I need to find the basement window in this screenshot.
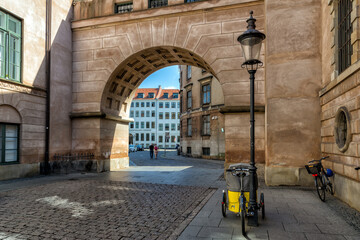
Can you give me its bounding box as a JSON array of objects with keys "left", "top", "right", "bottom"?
[{"left": 115, "top": 2, "right": 133, "bottom": 14}]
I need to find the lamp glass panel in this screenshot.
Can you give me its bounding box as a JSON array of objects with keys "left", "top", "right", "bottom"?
[{"left": 240, "top": 36, "right": 263, "bottom": 62}]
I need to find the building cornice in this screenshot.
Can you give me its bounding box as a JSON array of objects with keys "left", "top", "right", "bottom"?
[{"left": 219, "top": 106, "right": 265, "bottom": 114}]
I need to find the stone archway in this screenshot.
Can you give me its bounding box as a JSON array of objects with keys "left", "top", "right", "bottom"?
[{"left": 70, "top": 2, "right": 265, "bottom": 171}]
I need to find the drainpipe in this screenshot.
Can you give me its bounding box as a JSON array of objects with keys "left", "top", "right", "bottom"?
[{"left": 44, "top": 0, "right": 52, "bottom": 174}]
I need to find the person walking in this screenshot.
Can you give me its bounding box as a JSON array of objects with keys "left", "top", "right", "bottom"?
[
  {"left": 154, "top": 144, "right": 158, "bottom": 159},
  {"left": 149, "top": 143, "right": 154, "bottom": 159}
]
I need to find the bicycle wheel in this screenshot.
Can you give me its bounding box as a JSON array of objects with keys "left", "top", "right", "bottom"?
[
  {"left": 325, "top": 176, "right": 334, "bottom": 195},
  {"left": 240, "top": 195, "right": 246, "bottom": 236},
  {"left": 260, "top": 193, "right": 265, "bottom": 220},
  {"left": 315, "top": 176, "right": 326, "bottom": 202},
  {"left": 222, "top": 191, "right": 227, "bottom": 217}
]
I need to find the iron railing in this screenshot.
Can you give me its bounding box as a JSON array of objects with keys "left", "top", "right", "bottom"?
[
  {"left": 115, "top": 2, "right": 133, "bottom": 13},
  {"left": 338, "top": 0, "right": 352, "bottom": 74},
  {"left": 149, "top": 0, "right": 168, "bottom": 8}
]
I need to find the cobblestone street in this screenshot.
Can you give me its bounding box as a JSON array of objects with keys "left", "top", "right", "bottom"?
[
  {"left": 0, "top": 151, "right": 359, "bottom": 240},
  {"left": 0, "top": 179, "right": 213, "bottom": 240}
]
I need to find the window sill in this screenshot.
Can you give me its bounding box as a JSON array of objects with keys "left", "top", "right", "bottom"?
[
  {"left": 0, "top": 161, "right": 20, "bottom": 165},
  {"left": 319, "top": 59, "right": 360, "bottom": 97}
]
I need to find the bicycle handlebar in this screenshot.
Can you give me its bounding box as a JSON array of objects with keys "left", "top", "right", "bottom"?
[
  {"left": 309, "top": 156, "right": 329, "bottom": 163},
  {"left": 226, "top": 168, "right": 250, "bottom": 172}
]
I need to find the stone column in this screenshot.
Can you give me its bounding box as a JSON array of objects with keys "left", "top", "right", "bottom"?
[{"left": 265, "top": 0, "right": 322, "bottom": 185}]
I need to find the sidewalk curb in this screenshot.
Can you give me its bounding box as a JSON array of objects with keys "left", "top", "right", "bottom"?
[{"left": 168, "top": 188, "right": 217, "bottom": 240}]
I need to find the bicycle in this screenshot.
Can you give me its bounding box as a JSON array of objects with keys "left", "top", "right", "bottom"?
[
  {"left": 222, "top": 164, "right": 264, "bottom": 236},
  {"left": 305, "top": 156, "right": 334, "bottom": 202}
]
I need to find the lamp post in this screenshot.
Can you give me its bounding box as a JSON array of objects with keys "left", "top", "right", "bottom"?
[{"left": 237, "top": 10, "right": 265, "bottom": 227}]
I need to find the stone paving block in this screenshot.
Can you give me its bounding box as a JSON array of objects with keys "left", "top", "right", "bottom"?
[
  {"left": 344, "top": 235, "right": 360, "bottom": 240},
  {"left": 266, "top": 213, "right": 298, "bottom": 224},
  {"left": 268, "top": 229, "right": 307, "bottom": 240},
  {"left": 283, "top": 223, "right": 321, "bottom": 233},
  {"left": 316, "top": 223, "right": 360, "bottom": 235},
  {"left": 305, "top": 233, "right": 347, "bottom": 240},
  {"left": 294, "top": 213, "right": 330, "bottom": 224},
  {"left": 197, "top": 227, "right": 233, "bottom": 238},
  {"left": 179, "top": 225, "right": 202, "bottom": 237},
  {"left": 189, "top": 217, "right": 222, "bottom": 227},
  {"left": 233, "top": 228, "right": 268, "bottom": 240}
]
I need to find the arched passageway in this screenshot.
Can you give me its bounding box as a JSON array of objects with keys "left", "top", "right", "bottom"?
[{"left": 70, "top": 2, "right": 265, "bottom": 171}]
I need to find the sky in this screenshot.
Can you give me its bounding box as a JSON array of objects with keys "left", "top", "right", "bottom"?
[{"left": 139, "top": 65, "right": 180, "bottom": 89}]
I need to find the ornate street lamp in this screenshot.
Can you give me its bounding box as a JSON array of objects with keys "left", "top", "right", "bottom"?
[{"left": 237, "top": 10, "right": 265, "bottom": 227}]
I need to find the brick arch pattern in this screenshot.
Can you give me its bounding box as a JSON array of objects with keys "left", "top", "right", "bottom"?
[{"left": 101, "top": 46, "right": 214, "bottom": 117}]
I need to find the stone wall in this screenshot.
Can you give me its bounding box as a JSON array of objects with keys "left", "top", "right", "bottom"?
[{"left": 264, "top": 0, "right": 322, "bottom": 186}]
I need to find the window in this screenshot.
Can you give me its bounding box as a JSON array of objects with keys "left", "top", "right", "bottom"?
[
  {"left": 141, "top": 102, "right": 145, "bottom": 107},
  {"left": 187, "top": 147, "right": 191, "bottom": 154},
  {"left": 159, "top": 136, "right": 163, "bottom": 142},
  {"left": 141, "top": 133, "right": 144, "bottom": 141},
  {"left": 146, "top": 111, "right": 150, "bottom": 117},
  {"left": 187, "top": 65, "right": 191, "bottom": 79},
  {"left": 187, "top": 90, "right": 192, "bottom": 109},
  {"left": 171, "top": 124, "right": 176, "bottom": 131},
  {"left": 159, "top": 112, "right": 163, "bottom": 119},
  {"left": 171, "top": 112, "right": 176, "bottom": 119},
  {"left": 151, "top": 111, "right": 155, "bottom": 117},
  {"left": 180, "top": 94, "right": 183, "bottom": 113},
  {"left": 135, "top": 122, "right": 139, "bottom": 129},
  {"left": 0, "top": 124, "right": 19, "bottom": 163},
  {"left": 178, "top": 113, "right": 180, "bottom": 119},
  {"left": 135, "top": 111, "right": 139, "bottom": 117},
  {"left": 163, "top": 93, "right": 169, "bottom": 99},
  {"left": 159, "top": 124, "right": 163, "bottom": 131},
  {"left": 136, "top": 133, "right": 139, "bottom": 141},
  {"left": 165, "top": 102, "right": 170, "bottom": 108},
  {"left": 131, "top": 102, "right": 134, "bottom": 107},
  {"left": 173, "top": 93, "right": 178, "bottom": 98},
  {"left": 0, "top": 11, "right": 21, "bottom": 82},
  {"left": 130, "top": 123, "right": 134, "bottom": 129},
  {"left": 141, "top": 111, "right": 144, "bottom": 117},
  {"left": 148, "top": 93, "right": 154, "bottom": 98},
  {"left": 141, "top": 122, "right": 144, "bottom": 129},
  {"left": 165, "top": 124, "right": 169, "bottom": 131},
  {"left": 149, "top": 0, "right": 168, "bottom": 8},
  {"left": 178, "top": 102, "right": 180, "bottom": 108},
  {"left": 334, "top": 107, "right": 351, "bottom": 152},
  {"left": 171, "top": 136, "right": 176, "bottom": 143},
  {"left": 338, "top": 0, "right": 352, "bottom": 74},
  {"left": 136, "top": 102, "right": 139, "bottom": 107},
  {"left": 202, "top": 84, "right": 211, "bottom": 105},
  {"left": 146, "top": 133, "right": 150, "bottom": 141},
  {"left": 151, "top": 133, "right": 155, "bottom": 141},
  {"left": 115, "top": 2, "right": 133, "bottom": 13},
  {"left": 151, "top": 122, "right": 155, "bottom": 128},
  {"left": 151, "top": 102, "right": 155, "bottom": 107},
  {"left": 171, "top": 102, "right": 176, "bottom": 108},
  {"left": 159, "top": 102, "right": 164, "bottom": 108},
  {"left": 202, "top": 147, "right": 210, "bottom": 156},
  {"left": 177, "top": 124, "right": 180, "bottom": 131},
  {"left": 130, "top": 111, "right": 134, "bottom": 117},
  {"left": 146, "top": 102, "right": 150, "bottom": 107},
  {"left": 202, "top": 115, "right": 210, "bottom": 135},
  {"left": 146, "top": 122, "right": 150, "bottom": 129},
  {"left": 165, "top": 112, "right": 169, "bottom": 119},
  {"left": 187, "top": 118, "right": 192, "bottom": 136},
  {"left": 177, "top": 136, "right": 180, "bottom": 142},
  {"left": 138, "top": 93, "right": 144, "bottom": 98}
]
